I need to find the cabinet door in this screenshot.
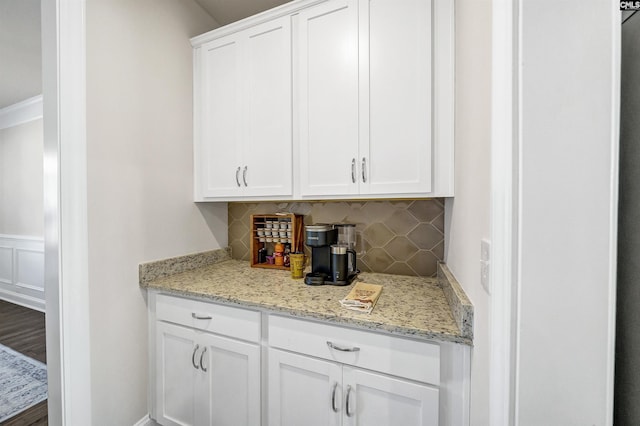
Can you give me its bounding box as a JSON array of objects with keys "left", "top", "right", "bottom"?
[
  {"left": 268, "top": 348, "right": 342, "bottom": 426},
  {"left": 156, "top": 322, "right": 199, "bottom": 426},
  {"left": 342, "top": 367, "right": 439, "bottom": 426},
  {"left": 197, "top": 334, "right": 261, "bottom": 426},
  {"left": 199, "top": 34, "right": 243, "bottom": 198},
  {"left": 359, "top": 0, "right": 432, "bottom": 195},
  {"left": 242, "top": 17, "right": 293, "bottom": 197},
  {"left": 297, "top": 0, "right": 359, "bottom": 197}
]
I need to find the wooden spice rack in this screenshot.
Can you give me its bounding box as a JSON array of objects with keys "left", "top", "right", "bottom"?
[{"left": 250, "top": 213, "right": 304, "bottom": 270}]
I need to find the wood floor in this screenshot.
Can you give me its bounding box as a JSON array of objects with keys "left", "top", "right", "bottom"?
[{"left": 0, "top": 300, "right": 47, "bottom": 426}]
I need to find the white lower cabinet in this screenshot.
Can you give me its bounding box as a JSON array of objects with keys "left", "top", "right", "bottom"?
[
  {"left": 267, "top": 315, "right": 440, "bottom": 426},
  {"left": 268, "top": 348, "right": 438, "bottom": 426},
  {"left": 153, "top": 295, "right": 261, "bottom": 426},
  {"left": 150, "top": 293, "right": 464, "bottom": 426}
]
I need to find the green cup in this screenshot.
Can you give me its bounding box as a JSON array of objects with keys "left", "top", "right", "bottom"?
[{"left": 289, "top": 253, "right": 306, "bottom": 279}]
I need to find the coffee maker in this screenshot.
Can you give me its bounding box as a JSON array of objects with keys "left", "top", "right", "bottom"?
[{"left": 304, "top": 224, "right": 358, "bottom": 286}]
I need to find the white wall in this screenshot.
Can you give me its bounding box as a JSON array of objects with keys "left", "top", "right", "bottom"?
[
  {"left": 85, "top": 1, "right": 224, "bottom": 423},
  {"left": 0, "top": 119, "right": 43, "bottom": 237},
  {"left": 444, "top": 0, "right": 492, "bottom": 425},
  {"left": 516, "top": 2, "right": 618, "bottom": 425}
]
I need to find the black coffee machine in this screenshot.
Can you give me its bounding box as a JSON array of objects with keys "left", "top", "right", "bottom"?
[{"left": 304, "top": 224, "right": 358, "bottom": 286}]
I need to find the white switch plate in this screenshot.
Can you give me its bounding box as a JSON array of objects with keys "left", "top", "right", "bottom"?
[{"left": 480, "top": 239, "right": 491, "bottom": 294}]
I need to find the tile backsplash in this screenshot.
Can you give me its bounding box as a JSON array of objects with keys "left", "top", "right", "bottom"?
[{"left": 228, "top": 199, "right": 445, "bottom": 277}]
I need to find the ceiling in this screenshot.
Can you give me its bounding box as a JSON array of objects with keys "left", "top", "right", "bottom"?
[
  {"left": 0, "top": 0, "right": 291, "bottom": 110},
  {"left": 194, "top": 0, "right": 292, "bottom": 26}
]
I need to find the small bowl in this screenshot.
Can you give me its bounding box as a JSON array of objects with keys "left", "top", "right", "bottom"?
[
  {"left": 279, "top": 231, "right": 287, "bottom": 237},
  {"left": 266, "top": 237, "right": 273, "bottom": 242},
  {"left": 259, "top": 237, "right": 265, "bottom": 242},
  {"left": 257, "top": 230, "right": 265, "bottom": 236}
]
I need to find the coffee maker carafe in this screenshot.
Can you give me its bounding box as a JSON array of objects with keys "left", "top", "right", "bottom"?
[{"left": 304, "top": 224, "right": 358, "bottom": 286}]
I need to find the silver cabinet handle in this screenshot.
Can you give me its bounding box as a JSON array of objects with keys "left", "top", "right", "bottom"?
[
  {"left": 345, "top": 385, "right": 353, "bottom": 417},
  {"left": 199, "top": 347, "right": 207, "bottom": 372},
  {"left": 235, "top": 166, "right": 241, "bottom": 187},
  {"left": 242, "top": 165, "right": 248, "bottom": 187},
  {"left": 331, "top": 382, "right": 339, "bottom": 412},
  {"left": 192, "top": 344, "right": 200, "bottom": 370},
  {"left": 191, "top": 313, "right": 212, "bottom": 320},
  {"left": 351, "top": 158, "right": 356, "bottom": 183},
  {"left": 326, "top": 341, "right": 360, "bottom": 352},
  {"left": 361, "top": 157, "right": 367, "bottom": 183}
]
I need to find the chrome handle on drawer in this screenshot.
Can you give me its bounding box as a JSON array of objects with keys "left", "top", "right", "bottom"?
[
  {"left": 242, "top": 165, "right": 248, "bottom": 187},
  {"left": 191, "top": 313, "right": 212, "bottom": 320},
  {"left": 331, "top": 382, "right": 338, "bottom": 412},
  {"left": 345, "top": 385, "right": 353, "bottom": 417},
  {"left": 192, "top": 344, "right": 200, "bottom": 370},
  {"left": 199, "top": 347, "right": 208, "bottom": 372},
  {"left": 327, "top": 341, "right": 360, "bottom": 352}
]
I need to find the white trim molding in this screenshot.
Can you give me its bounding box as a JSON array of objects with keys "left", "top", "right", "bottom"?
[
  {"left": 0, "top": 234, "right": 45, "bottom": 312},
  {"left": 133, "top": 414, "right": 158, "bottom": 426},
  {"left": 42, "top": 0, "right": 92, "bottom": 424},
  {"left": 0, "top": 95, "right": 43, "bottom": 130},
  {"left": 490, "top": 0, "right": 519, "bottom": 425},
  {"left": 606, "top": 4, "right": 621, "bottom": 422}
]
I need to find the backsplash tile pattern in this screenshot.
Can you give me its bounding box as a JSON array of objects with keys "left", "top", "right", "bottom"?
[{"left": 228, "top": 199, "right": 445, "bottom": 277}]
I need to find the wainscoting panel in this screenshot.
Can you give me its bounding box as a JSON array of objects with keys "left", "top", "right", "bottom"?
[
  {"left": 0, "top": 247, "right": 12, "bottom": 284},
  {"left": 0, "top": 235, "right": 45, "bottom": 312}
]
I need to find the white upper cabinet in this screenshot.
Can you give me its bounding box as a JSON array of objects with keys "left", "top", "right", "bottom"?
[
  {"left": 298, "top": 0, "right": 439, "bottom": 198},
  {"left": 360, "top": 0, "right": 432, "bottom": 195},
  {"left": 192, "top": 0, "right": 453, "bottom": 201},
  {"left": 198, "top": 34, "right": 243, "bottom": 198},
  {"left": 297, "top": 0, "right": 360, "bottom": 197},
  {"left": 195, "top": 16, "right": 292, "bottom": 200}
]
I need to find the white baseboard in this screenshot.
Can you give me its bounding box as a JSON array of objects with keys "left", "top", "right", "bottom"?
[
  {"left": 0, "top": 234, "right": 45, "bottom": 311},
  {"left": 133, "top": 414, "right": 158, "bottom": 426}
]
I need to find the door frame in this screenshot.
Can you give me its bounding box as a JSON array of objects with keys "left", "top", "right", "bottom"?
[{"left": 42, "top": 0, "right": 92, "bottom": 424}]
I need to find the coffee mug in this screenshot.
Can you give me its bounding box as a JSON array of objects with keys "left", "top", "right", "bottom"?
[{"left": 289, "top": 253, "right": 306, "bottom": 279}]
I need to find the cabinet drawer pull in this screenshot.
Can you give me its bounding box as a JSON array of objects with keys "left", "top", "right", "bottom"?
[
  {"left": 351, "top": 158, "right": 356, "bottom": 183},
  {"left": 326, "top": 341, "right": 360, "bottom": 352},
  {"left": 361, "top": 157, "right": 367, "bottom": 183},
  {"left": 192, "top": 344, "right": 200, "bottom": 370},
  {"left": 235, "top": 166, "right": 242, "bottom": 187},
  {"left": 345, "top": 385, "right": 353, "bottom": 417},
  {"left": 199, "top": 347, "right": 208, "bottom": 372},
  {"left": 242, "top": 165, "right": 248, "bottom": 187},
  {"left": 331, "top": 382, "right": 338, "bottom": 412},
  {"left": 191, "top": 313, "right": 212, "bottom": 320}
]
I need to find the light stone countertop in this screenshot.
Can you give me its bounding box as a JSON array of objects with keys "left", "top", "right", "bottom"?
[{"left": 140, "top": 250, "right": 473, "bottom": 346}]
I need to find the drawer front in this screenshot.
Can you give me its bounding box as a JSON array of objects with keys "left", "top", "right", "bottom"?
[
  {"left": 156, "top": 293, "right": 261, "bottom": 343},
  {"left": 268, "top": 315, "right": 440, "bottom": 385}
]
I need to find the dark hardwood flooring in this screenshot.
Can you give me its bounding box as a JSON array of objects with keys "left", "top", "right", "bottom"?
[{"left": 0, "top": 300, "right": 47, "bottom": 426}]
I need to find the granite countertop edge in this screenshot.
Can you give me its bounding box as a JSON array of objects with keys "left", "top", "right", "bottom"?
[{"left": 140, "top": 248, "right": 474, "bottom": 346}]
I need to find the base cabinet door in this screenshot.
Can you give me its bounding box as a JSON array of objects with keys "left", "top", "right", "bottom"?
[
  {"left": 198, "top": 333, "right": 261, "bottom": 426},
  {"left": 156, "top": 322, "right": 199, "bottom": 426},
  {"left": 268, "top": 348, "right": 439, "bottom": 426},
  {"left": 155, "top": 322, "right": 261, "bottom": 426},
  {"left": 268, "top": 349, "right": 342, "bottom": 426},
  {"left": 342, "top": 367, "right": 439, "bottom": 426}
]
